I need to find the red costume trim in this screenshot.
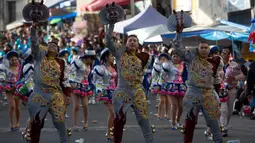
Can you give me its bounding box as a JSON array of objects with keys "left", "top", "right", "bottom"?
[
  {"left": 30, "top": 111, "right": 45, "bottom": 143},
  {"left": 136, "top": 52, "right": 150, "bottom": 68},
  {"left": 55, "top": 58, "right": 71, "bottom": 97},
  {"left": 113, "top": 105, "right": 127, "bottom": 143},
  {"left": 208, "top": 56, "right": 221, "bottom": 93},
  {"left": 184, "top": 108, "right": 197, "bottom": 143}
]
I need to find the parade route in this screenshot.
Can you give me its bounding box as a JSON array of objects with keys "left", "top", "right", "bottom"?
[{"left": 0, "top": 97, "right": 254, "bottom": 143}]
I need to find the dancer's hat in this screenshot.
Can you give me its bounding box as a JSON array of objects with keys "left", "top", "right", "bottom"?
[
  {"left": 167, "top": 11, "right": 192, "bottom": 32},
  {"left": 58, "top": 49, "right": 69, "bottom": 57},
  {"left": 6, "top": 51, "right": 19, "bottom": 60},
  {"left": 100, "top": 48, "right": 109, "bottom": 60},
  {"left": 80, "top": 48, "right": 96, "bottom": 58},
  {"left": 22, "top": 0, "right": 49, "bottom": 22},
  {"left": 99, "top": 2, "right": 124, "bottom": 25}
]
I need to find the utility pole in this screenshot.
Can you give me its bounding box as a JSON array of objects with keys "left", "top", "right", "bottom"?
[
  {"left": 130, "top": 0, "right": 135, "bottom": 16},
  {"left": 0, "top": 0, "right": 5, "bottom": 31}
]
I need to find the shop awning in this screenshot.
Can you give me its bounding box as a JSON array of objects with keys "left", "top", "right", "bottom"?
[
  {"left": 200, "top": 31, "right": 229, "bottom": 41},
  {"left": 50, "top": 18, "right": 62, "bottom": 24},
  {"left": 161, "top": 26, "right": 214, "bottom": 39},
  {"left": 218, "top": 20, "right": 250, "bottom": 32},
  {"left": 48, "top": 8, "right": 77, "bottom": 20},
  {"left": 48, "top": 12, "right": 77, "bottom": 20},
  {"left": 81, "top": 0, "right": 142, "bottom": 11},
  {"left": 6, "top": 20, "right": 24, "bottom": 30},
  {"left": 80, "top": 0, "right": 97, "bottom": 11}
]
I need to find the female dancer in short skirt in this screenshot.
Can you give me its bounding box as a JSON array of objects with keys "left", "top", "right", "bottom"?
[
  {"left": 150, "top": 57, "right": 162, "bottom": 95},
  {"left": 167, "top": 50, "right": 187, "bottom": 130},
  {"left": 93, "top": 48, "right": 117, "bottom": 141},
  {"left": 157, "top": 53, "right": 171, "bottom": 120},
  {"left": 0, "top": 51, "right": 21, "bottom": 131},
  {"left": 69, "top": 49, "right": 96, "bottom": 130}
]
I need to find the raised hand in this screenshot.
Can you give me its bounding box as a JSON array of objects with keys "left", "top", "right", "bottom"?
[
  {"left": 30, "top": 22, "right": 41, "bottom": 31},
  {"left": 108, "top": 23, "right": 115, "bottom": 35},
  {"left": 106, "top": 3, "right": 120, "bottom": 24},
  {"left": 99, "top": 3, "right": 124, "bottom": 26}
]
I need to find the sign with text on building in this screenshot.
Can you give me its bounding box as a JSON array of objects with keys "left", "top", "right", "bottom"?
[
  {"left": 175, "top": 0, "right": 192, "bottom": 11},
  {"left": 228, "top": 0, "right": 251, "bottom": 12}
]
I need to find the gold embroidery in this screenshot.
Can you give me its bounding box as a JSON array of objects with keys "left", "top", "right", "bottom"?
[
  {"left": 120, "top": 52, "right": 143, "bottom": 87},
  {"left": 202, "top": 89, "right": 219, "bottom": 119},
  {"left": 114, "top": 91, "right": 130, "bottom": 103},
  {"left": 40, "top": 57, "right": 61, "bottom": 88},
  {"left": 50, "top": 92, "right": 66, "bottom": 122},
  {"left": 190, "top": 56, "right": 214, "bottom": 86},
  {"left": 39, "top": 45, "right": 48, "bottom": 51},
  {"left": 32, "top": 94, "right": 49, "bottom": 107},
  {"left": 133, "top": 89, "right": 148, "bottom": 119}
]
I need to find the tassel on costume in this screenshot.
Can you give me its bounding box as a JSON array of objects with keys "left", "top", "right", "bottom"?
[
  {"left": 30, "top": 111, "right": 45, "bottom": 143},
  {"left": 113, "top": 105, "right": 127, "bottom": 143},
  {"left": 183, "top": 109, "right": 197, "bottom": 143}
]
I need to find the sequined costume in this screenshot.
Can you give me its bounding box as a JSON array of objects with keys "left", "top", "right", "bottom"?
[
  {"left": 173, "top": 34, "right": 223, "bottom": 143},
  {"left": 28, "top": 27, "right": 71, "bottom": 143},
  {"left": 92, "top": 64, "right": 117, "bottom": 103},
  {"left": 150, "top": 57, "right": 162, "bottom": 94},
  {"left": 158, "top": 61, "right": 186, "bottom": 96},
  {"left": 106, "top": 27, "right": 153, "bottom": 143},
  {"left": 15, "top": 49, "right": 34, "bottom": 104},
  {"left": 0, "top": 64, "right": 6, "bottom": 91},
  {"left": 220, "top": 61, "right": 244, "bottom": 133},
  {"left": 69, "top": 58, "right": 93, "bottom": 96},
  {"left": 0, "top": 58, "right": 21, "bottom": 95}
]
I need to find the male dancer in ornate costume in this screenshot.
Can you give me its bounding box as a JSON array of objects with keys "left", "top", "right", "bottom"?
[
  {"left": 28, "top": 22, "right": 71, "bottom": 143},
  {"left": 172, "top": 11, "right": 223, "bottom": 143},
  {"left": 105, "top": 11, "right": 154, "bottom": 143}
]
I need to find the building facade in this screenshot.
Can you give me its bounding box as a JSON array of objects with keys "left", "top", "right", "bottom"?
[
  {"left": 0, "top": 0, "right": 28, "bottom": 31},
  {"left": 2, "top": 0, "right": 255, "bottom": 31},
  {"left": 153, "top": 0, "right": 254, "bottom": 26}
]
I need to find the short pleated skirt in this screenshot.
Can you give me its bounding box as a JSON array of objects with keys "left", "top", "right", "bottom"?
[
  {"left": 150, "top": 84, "right": 161, "bottom": 94},
  {"left": 96, "top": 85, "right": 116, "bottom": 104},
  {"left": 159, "top": 82, "right": 186, "bottom": 96},
  {"left": 70, "top": 81, "right": 93, "bottom": 97}
]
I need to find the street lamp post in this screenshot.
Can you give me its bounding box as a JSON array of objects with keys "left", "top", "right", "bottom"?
[{"left": 130, "top": 0, "right": 135, "bottom": 16}]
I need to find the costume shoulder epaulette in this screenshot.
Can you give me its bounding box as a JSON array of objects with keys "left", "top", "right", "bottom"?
[
  {"left": 93, "top": 65, "right": 105, "bottom": 76},
  {"left": 23, "top": 63, "right": 34, "bottom": 74}
]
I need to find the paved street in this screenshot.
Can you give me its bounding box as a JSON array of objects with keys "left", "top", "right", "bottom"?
[{"left": 0, "top": 96, "right": 254, "bottom": 143}]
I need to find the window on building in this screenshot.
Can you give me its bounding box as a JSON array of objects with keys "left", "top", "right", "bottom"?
[
  {"left": 251, "top": 0, "right": 254, "bottom": 7},
  {"left": 8, "top": 1, "right": 16, "bottom": 23},
  {"left": 228, "top": 9, "right": 252, "bottom": 26},
  {"left": 153, "top": 0, "right": 172, "bottom": 17}
]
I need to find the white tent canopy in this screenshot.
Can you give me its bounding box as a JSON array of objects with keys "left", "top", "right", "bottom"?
[
  {"left": 144, "top": 35, "right": 163, "bottom": 44},
  {"left": 127, "top": 24, "right": 168, "bottom": 44},
  {"left": 114, "top": 5, "right": 167, "bottom": 34}
]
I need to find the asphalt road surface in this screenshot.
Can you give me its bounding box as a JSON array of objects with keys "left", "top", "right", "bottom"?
[{"left": 0, "top": 96, "right": 254, "bottom": 143}]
